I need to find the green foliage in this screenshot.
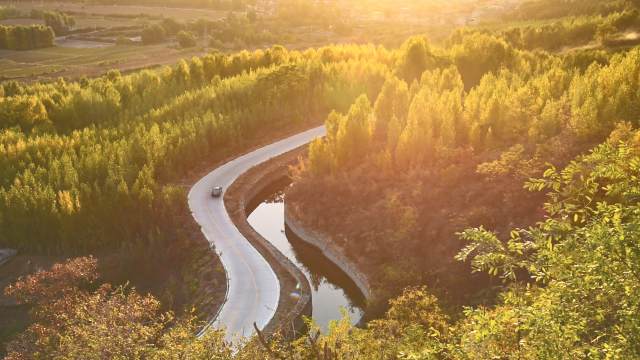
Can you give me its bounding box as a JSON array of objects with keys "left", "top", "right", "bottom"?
[
  {"left": 177, "top": 30, "right": 197, "bottom": 48},
  {"left": 0, "top": 25, "right": 54, "bottom": 50},
  {"left": 307, "top": 95, "right": 375, "bottom": 172},
  {"left": 510, "top": 0, "right": 633, "bottom": 20},
  {"left": 569, "top": 50, "right": 640, "bottom": 140},
  {"left": 335, "top": 95, "right": 373, "bottom": 168},
  {"left": 0, "top": 44, "right": 390, "bottom": 254},
  {"left": 41, "top": 11, "right": 75, "bottom": 35},
  {"left": 156, "top": 13, "right": 278, "bottom": 48},
  {"left": 308, "top": 47, "right": 582, "bottom": 177},
  {"left": 394, "top": 36, "right": 438, "bottom": 84},
  {"left": 141, "top": 24, "right": 167, "bottom": 45},
  {"left": 193, "top": 13, "right": 276, "bottom": 47},
  {"left": 6, "top": 5, "right": 640, "bottom": 357},
  {"left": 279, "top": 128, "right": 640, "bottom": 359},
  {"left": 372, "top": 76, "right": 409, "bottom": 143},
  {"left": 449, "top": 32, "right": 516, "bottom": 89},
  {"left": 160, "top": 17, "right": 184, "bottom": 36},
  {"left": 456, "top": 129, "right": 640, "bottom": 357},
  {"left": 293, "top": 7, "right": 640, "bottom": 345},
  {"left": 500, "top": 9, "right": 640, "bottom": 51}
]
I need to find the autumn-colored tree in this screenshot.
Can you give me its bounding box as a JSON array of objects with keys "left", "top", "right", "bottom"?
[{"left": 3, "top": 256, "right": 235, "bottom": 359}]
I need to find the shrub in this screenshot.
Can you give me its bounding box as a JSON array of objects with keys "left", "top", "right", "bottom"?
[
  {"left": 42, "top": 11, "right": 75, "bottom": 35},
  {"left": 141, "top": 24, "right": 166, "bottom": 45},
  {"left": 177, "top": 30, "right": 197, "bottom": 48}
]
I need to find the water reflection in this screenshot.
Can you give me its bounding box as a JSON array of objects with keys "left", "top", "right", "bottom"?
[{"left": 247, "top": 182, "right": 365, "bottom": 332}]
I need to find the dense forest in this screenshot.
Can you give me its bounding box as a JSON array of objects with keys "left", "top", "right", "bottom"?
[
  {"left": 291, "top": 29, "right": 640, "bottom": 305},
  {"left": 0, "top": 45, "right": 392, "bottom": 253},
  {"left": 3, "top": 0, "right": 640, "bottom": 357},
  {"left": 0, "top": 42, "right": 389, "bottom": 355}
]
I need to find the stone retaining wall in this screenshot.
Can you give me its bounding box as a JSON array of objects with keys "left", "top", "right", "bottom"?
[{"left": 284, "top": 203, "right": 372, "bottom": 301}]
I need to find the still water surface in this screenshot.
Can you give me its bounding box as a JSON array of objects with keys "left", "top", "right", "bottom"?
[{"left": 247, "top": 183, "right": 365, "bottom": 332}]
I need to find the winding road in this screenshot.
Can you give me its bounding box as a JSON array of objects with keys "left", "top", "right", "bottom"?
[{"left": 188, "top": 126, "right": 325, "bottom": 341}]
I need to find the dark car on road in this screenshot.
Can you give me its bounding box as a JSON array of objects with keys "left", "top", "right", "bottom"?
[{"left": 211, "top": 186, "right": 223, "bottom": 198}]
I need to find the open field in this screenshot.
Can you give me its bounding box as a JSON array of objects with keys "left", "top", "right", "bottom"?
[
  {"left": 0, "top": 0, "right": 520, "bottom": 83},
  {"left": 0, "top": 18, "right": 44, "bottom": 26},
  {"left": 0, "top": 44, "right": 206, "bottom": 82},
  {"left": 0, "top": 2, "right": 234, "bottom": 81},
  {"left": 0, "top": 1, "right": 230, "bottom": 21},
  {"left": 0, "top": 15, "right": 142, "bottom": 29}
]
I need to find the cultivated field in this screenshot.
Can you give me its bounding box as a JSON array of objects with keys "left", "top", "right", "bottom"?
[
  {"left": 0, "top": 44, "right": 207, "bottom": 82},
  {"left": 0, "top": 0, "right": 518, "bottom": 83},
  {"left": 0, "top": 1, "right": 229, "bottom": 21}
]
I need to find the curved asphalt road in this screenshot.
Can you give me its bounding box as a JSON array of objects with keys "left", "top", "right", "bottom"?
[{"left": 189, "top": 126, "right": 326, "bottom": 341}]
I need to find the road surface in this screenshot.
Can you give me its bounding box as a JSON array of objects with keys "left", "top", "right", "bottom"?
[
  {"left": 188, "top": 126, "right": 326, "bottom": 341},
  {"left": 0, "top": 249, "right": 16, "bottom": 268}
]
